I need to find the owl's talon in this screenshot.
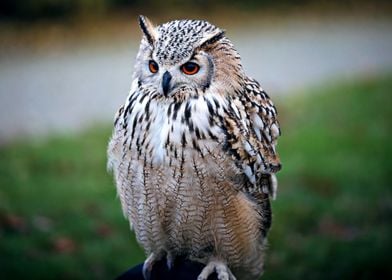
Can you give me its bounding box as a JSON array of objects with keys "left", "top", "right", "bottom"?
[
  {"left": 197, "top": 259, "right": 236, "bottom": 280},
  {"left": 142, "top": 260, "right": 152, "bottom": 280},
  {"left": 143, "top": 252, "right": 164, "bottom": 280},
  {"left": 142, "top": 263, "right": 151, "bottom": 280},
  {"left": 166, "top": 252, "right": 175, "bottom": 270}
]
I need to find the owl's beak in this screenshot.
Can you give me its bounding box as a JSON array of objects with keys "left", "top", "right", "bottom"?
[{"left": 162, "top": 71, "right": 172, "bottom": 96}]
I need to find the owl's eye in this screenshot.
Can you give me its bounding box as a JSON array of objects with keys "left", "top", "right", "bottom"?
[
  {"left": 148, "top": 60, "right": 159, "bottom": 73},
  {"left": 181, "top": 62, "right": 200, "bottom": 75}
]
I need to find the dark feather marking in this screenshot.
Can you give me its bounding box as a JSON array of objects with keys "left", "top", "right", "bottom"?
[
  {"left": 184, "top": 101, "right": 192, "bottom": 124},
  {"left": 114, "top": 106, "right": 124, "bottom": 126},
  {"left": 212, "top": 97, "right": 220, "bottom": 109},
  {"left": 208, "top": 116, "right": 214, "bottom": 127},
  {"left": 138, "top": 113, "right": 144, "bottom": 123},
  {"left": 139, "top": 92, "right": 149, "bottom": 104},
  {"left": 198, "top": 30, "right": 225, "bottom": 50},
  {"left": 207, "top": 130, "right": 218, "bottom": 141},
  {"left": 202, "top": 55, "right": 214, "bottom": 91},
  {"left": 167, "top": 103, "right": 173, "bottom": 118},
  {"left": 195, "top": 127, "right": 201, "bottom": 139},
  {"left": 188, "top": 121, "right": 194, "bottom": 133},
  {"left": 144, "top": 99, "right": 151, "bottom": 120},
  {"left": 181, "top": 132, "right": 187, "bottom": 147},
  {"left": 172, "top": 102, "right": 181, "bottom": 121},
  {"left": 206, "top": 98, "right": 214, "bottom": 115},
  {"left": 131, "top": 112, "right": 139, "bottom": 140},
  {"left": 145, "top": 120, "right": 151, "bottom": 131},
  {"left": 165, "top": 133, "right": 170, "bottom": 148},
  {"left": 124, "top": 95, "right": 138, "bottom": 121},
  {"left": 136, "top": 136, "right": 142, "bottom": 158},
  {"left": 139, "top": 15, "right": 155, "bottom": 45},
  {"left": 192, "top": 139, "right": 203, "bottom": 156}
]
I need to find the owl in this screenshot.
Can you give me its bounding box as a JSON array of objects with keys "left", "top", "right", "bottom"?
[{"left": 108, "top": 16, "right": 281, "bottom": 280}]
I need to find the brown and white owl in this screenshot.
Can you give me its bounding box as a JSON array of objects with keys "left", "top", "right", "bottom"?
[{"left": 108, "top": 16, "right": 281, "bottom": 280}]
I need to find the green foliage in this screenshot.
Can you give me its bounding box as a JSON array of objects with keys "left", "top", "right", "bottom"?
[
  {"left": 0, "top": 128, "right": 144, "bottom": 279},
  {"left": 265, "top": 75, "right": 392, "bottom": 279},
  {"left": 0, "top": 75, "right": 391, "bottom": 279}
]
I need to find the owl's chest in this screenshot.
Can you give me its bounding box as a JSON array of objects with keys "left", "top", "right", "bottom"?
[
  {"left": 118, "top": 93, "right": 263, "bottom": 262},
  {"left": 124, "top": 93, "right": 226, "bottom": 165},
  {"left": 122, "top": 93, "right": 242, "bottom": 212}
]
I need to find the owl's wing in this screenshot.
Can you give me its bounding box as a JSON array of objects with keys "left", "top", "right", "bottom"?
[
  {"left": 223, "top": 77, "right": 281, "bottom": 199},
  {"left": 235, "top": 78, "right": 281, "bottom": 236},
  {"left": 245, "top": 77, "right": 281, "bottom": 199},
  {"left": 244, "top": 77, "right": 281, "bottom": 164}
]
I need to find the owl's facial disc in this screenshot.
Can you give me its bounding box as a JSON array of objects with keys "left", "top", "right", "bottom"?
[
  {"left": 138, "top": 49, "right": 214, "bottom": 98},
  {"left": 155, "top": 52, "right": 213, "bottom": 97}
]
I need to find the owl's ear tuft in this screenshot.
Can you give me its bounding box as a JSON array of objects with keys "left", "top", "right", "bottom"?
[
  {"left": 198, "top": 29, "right": 225, "bottom": 50},
  {"left": 138, "top": 15, "right": 157, "bottom": 45}
]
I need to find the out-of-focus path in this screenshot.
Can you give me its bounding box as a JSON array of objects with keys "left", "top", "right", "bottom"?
[{"left": 0, "top": 18, "right": 391, "bottom": 142}]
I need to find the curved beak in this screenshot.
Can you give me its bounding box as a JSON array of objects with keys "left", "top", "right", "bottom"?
[{"left": 162, "top": 71, "right": 172, "bottom": 96}]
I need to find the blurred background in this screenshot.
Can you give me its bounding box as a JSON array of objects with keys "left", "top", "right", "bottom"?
[{"left": 0, "top": 0, "right": 391, "bottom": 279}]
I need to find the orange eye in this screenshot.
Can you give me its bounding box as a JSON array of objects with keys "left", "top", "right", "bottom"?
[
  {"left": 148, "top": 60, "right": 159, "bottom": 73},
  {"left": 181, "top": 62, "right": 200, "bottom": 75}
]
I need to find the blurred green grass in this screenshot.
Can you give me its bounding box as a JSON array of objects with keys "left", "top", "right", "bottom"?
[
  {"left": 0, "top": 129, "right": 144, "bottom": 279},
  {"left": 0, "top": 75, "right": 391, "bottom": 279}
]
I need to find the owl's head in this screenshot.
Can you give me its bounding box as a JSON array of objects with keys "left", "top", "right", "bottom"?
[{"left": 133, "top": 16, "right": 245, "bottom": 98}]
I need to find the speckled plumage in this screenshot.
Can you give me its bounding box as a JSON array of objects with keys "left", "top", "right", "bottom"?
[{"left": 108, "top": 16, "right": 281, "bottom": 280}]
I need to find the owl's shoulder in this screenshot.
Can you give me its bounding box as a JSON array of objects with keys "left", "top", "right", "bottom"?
[
  {"left": 240, "top": 77, "right": 281, "bottom": 145},
  {"left": 219, "top": 76, "right": 281, "bottom": 183},
  {"left": 225, "top": 77, "right": 281, "bottom": 199}
]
